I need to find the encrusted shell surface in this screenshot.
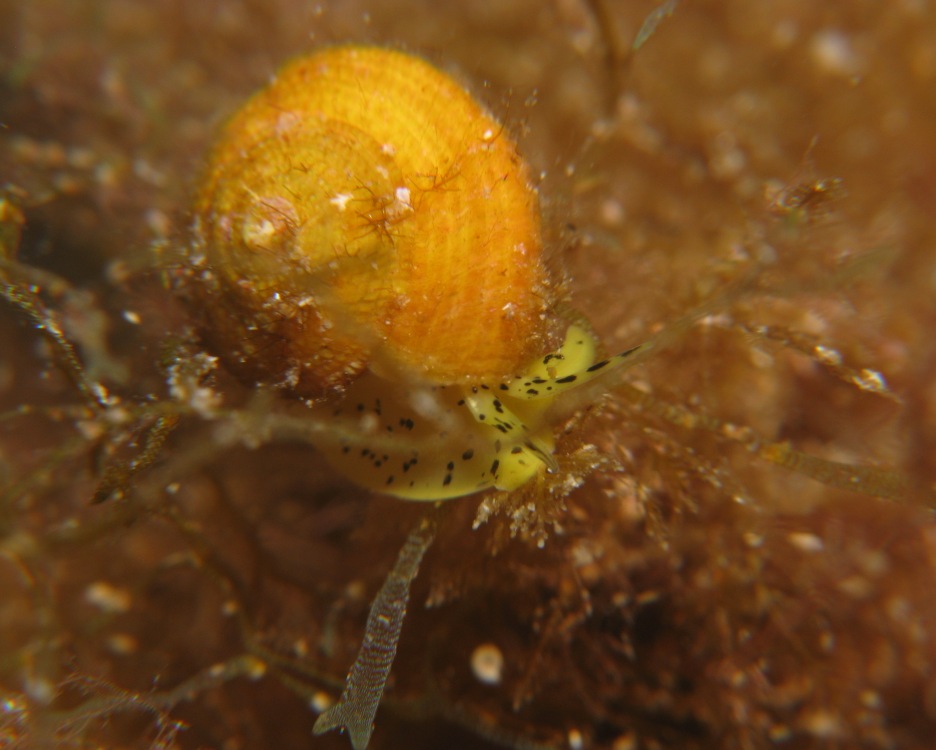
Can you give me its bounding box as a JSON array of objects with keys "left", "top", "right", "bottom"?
[{"left": 188, "top": 45, "right": 554, "bottom": 397}]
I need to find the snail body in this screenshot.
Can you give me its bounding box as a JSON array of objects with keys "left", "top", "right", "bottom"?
[
  {"left": 322, "top": 323, "right": 639, "bottom": 500},
  {"left": 186, "top": 45, "right": 647, "bottom": 501}
]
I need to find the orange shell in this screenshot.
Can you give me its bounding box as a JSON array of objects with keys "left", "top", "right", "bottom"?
[{"left": 189, "top": 45, "right": 554, "bottom": 397}]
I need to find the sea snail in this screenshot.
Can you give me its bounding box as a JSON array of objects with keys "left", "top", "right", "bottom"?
[{"left": 185, "top": 45, "right": 646, "bottom": 501}]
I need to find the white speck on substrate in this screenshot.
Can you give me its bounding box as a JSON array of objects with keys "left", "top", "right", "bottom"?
[
  {"left": 811, "top": 29, "right": 863, "bottom": 77},
  {"left": 310, "top": 690, "right": 333, "bottom": 713},
  {"left": 471, "top": 643, "right": 504, "bottom": 685},
  {"left": 853, "top": 368, "right": 888, "bottom": 394},
  {"left": 787, "top": 532, "right": 824, "bottom": 553},
  {"left": 85, "top": 581, "right": 132, "bottom": 613},
  {"left": 814, "top": 345, "right": 843, "bottom": 367}
]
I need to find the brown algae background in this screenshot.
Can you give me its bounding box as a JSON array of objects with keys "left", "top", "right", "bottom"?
[{"left": 1, "top": 1, "right": 936, "bottom": 749}]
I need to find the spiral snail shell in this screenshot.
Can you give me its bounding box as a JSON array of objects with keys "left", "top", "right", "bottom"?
[
  {"left": 189, "top": 44, "right": 553, "bottom": 395},
  {"left": 185, "top": 45, "right": 646, "bottom": 501}
]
